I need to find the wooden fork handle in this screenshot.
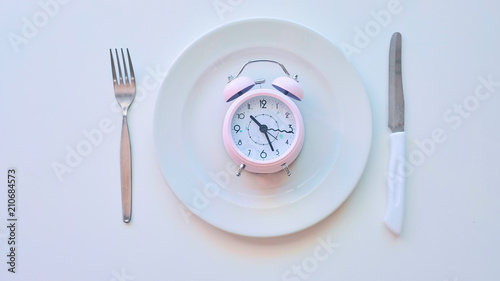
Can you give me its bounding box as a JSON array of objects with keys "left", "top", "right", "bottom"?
[{"left": 120, "top": 115, "right": 132, "bottom": 223}]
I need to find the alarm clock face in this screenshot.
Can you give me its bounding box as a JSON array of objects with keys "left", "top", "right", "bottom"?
[{"left": 229, "top": 93, "right": 297, "bottom": 162}]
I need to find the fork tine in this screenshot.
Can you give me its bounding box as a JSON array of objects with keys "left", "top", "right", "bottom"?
[
  {"left": 115, "top": 49, "right": 123, "bottom": 85},
  {"left": 126, "top": 48, "right": 135, "bottom": 85},
  {"left": 120, "top": 48, "right": 129, "bottom": 85},
  {"left": 109, "top": 49, "right": 118, "bottom": 85}
]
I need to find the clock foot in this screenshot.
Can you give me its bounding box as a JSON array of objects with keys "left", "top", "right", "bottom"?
[
  {"left": 236, "top": 163, "right": 246, "bottom": 177},
  {"left": 281, "top": 163, "right": 291, "bottom": 176}
]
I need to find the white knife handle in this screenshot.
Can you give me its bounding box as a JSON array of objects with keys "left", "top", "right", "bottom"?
[{"left": 384, "top": 132, "right": 406, "bottom": 235}]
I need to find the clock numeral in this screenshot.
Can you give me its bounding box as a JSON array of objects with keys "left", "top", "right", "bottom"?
[
  {"left": 259, "top": 99, "right": 267, "bottom": 109},
  {"left": 286, "top": 139, "right": 289, "bottom": 145},
  {"left": 247, "top": 149, "right": 251, "bottom": 156},
  {"left": 247, "top": 103, "right": 251, "bottom": 110},
  {"left": 276, "top": 149, "right": 280, "bottom": 156},
  {"left": 233, "top": 124, "right": 241, "bottom": 133},
  {"left": 260, "top": 150, "right": 267, "bottom": 159},
  {"left": 285, "top": 112, "right": 290, "bottom": 118},
  {"left": 276, "top": 103, "right": 279, "bottom": 109},
  {"left": 237, "top": 113, "right": 245, "bottom": 119},
  {"left": 237, "top": 140, "right": 242, "bottom": 146}
]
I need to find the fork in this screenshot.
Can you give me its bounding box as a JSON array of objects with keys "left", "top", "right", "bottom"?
[{"left": 110, "top": 48, "right": 136, "bottom": 223}]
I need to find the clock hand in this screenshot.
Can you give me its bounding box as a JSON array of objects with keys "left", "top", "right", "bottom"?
[
  {"left": 268, "top": 131, "right": 278, "bottom": 140},
  {"left": 250, "top": 115, "right": 275, "bottom": 151},
  {"left": 268, "top": 127, "right": 294, "bottom": 134},
  {"left": 264, "top": 131, "right": 274, "bottom": 151},
  {"left": 249, "top": 115, "right": 262, "bottom": 127}
]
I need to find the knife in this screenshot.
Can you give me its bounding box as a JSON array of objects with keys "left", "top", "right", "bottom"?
[{"left": 384, "top": 32, "right": 406, "bottom": 235}]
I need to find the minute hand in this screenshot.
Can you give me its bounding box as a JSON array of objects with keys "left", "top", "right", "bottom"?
[{"left": 264, "top": 131, "right": 274, "bottom": 151}]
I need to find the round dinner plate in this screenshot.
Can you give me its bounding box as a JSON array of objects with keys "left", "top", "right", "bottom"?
[{"left": 153, "top": 18, "right": 372, "bottom": 237}]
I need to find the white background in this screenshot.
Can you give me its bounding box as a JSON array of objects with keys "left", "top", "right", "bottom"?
[{"left": 1, "top": 0, "right": 499, "bottom": 280}]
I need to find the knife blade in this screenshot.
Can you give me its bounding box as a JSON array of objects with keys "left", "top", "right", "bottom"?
[{"left": 384, "top": 32, "right": 406, "bottom": 235}]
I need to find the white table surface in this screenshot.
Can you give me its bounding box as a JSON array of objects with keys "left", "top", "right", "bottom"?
[{"left": 1, "top": 1, "right": 499, "bottom": 280}]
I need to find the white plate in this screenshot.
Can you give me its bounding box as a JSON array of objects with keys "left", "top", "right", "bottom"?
[{"left": 153, "top": 18, "right": 372, "bottom": 237}]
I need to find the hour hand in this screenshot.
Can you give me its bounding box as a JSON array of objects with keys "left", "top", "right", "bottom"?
[
  {"left": 250, "top": 115, "right": 275, "bottom": 151},
  {"left": 250, "top": 115, "right": 262, "bottom": 127}
]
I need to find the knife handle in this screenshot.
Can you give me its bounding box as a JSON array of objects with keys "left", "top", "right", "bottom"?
[{"left": 384, "top": 132, "right": 405, "bottom": 235}]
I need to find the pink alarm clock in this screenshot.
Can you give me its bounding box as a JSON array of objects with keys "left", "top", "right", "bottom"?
[{"left": 222, "top": 59, "right": 305, "bottom": 176}]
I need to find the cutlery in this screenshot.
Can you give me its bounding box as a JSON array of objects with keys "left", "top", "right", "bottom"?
[
  {"left": 384, "top": 32, "right": 406, "bottom": 235},
  {"left": 110, "top": 48, "right": 136, "bottom": 223}
]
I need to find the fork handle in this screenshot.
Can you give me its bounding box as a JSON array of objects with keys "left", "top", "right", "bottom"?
[{"left": 120, "top": 115, "right": 132, "bottom": 223}]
